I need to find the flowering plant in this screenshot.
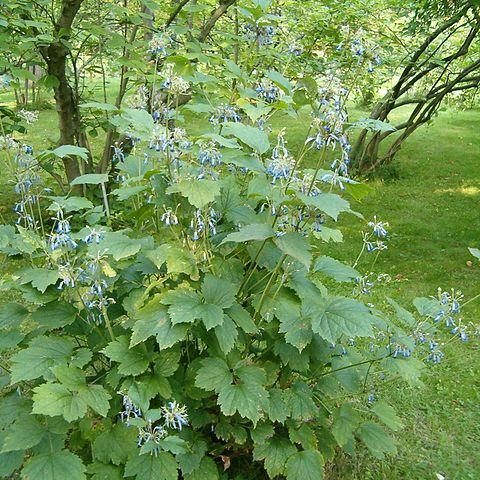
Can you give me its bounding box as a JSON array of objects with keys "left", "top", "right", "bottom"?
[{"left": 0, "top": 4, "right": 477, "bottom": 479}]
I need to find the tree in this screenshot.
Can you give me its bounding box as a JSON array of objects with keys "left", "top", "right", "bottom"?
[{"left": 351, "top": 2, "right": 480, "bottom": 172}]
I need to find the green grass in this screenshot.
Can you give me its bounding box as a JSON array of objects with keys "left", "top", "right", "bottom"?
[{"left": 1, "top": 94, "right": 479, "bottom": 478}]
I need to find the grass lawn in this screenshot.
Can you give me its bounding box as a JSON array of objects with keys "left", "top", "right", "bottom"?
[{"left": 0, "top": 93, "right": 479, "bottom": 479}]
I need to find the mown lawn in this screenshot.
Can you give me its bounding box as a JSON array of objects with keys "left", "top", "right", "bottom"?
[{"left": 0, "top": 95, "right": 479, "bottom": 479}]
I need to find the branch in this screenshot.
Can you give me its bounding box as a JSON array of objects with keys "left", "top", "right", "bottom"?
[
  {"left": 198, "top": 0, "right": 237, "bottom": 43},
  {"left": 166, "top": 0, "right": 192, "bottom": 28}
]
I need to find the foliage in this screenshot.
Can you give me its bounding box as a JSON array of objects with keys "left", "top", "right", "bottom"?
[{"left": 0, "top": 1, "right": 479, "bottom": 479}]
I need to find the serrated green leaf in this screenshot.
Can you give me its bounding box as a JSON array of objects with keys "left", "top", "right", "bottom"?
[
  {"left": 0, "top": 448, "right": 23, "bottom": 477},
  {"left": 253, "top": 437, "right": 296, "bottom": 478},
  {"left": 313, "top": 256, "right": 359, "bottom": 282},
  {"left": 86, "top": 462, "right": 123, "bottom": 480},
  {"left": 124, "top": 452, "right": 177, "bottom": 480},
  {"left": 274, "top": 232, "right": 312, "bottom": 269},
  {"left": 268, "top": 388, "right": 289, "bottom": 423},
  {"left": 332, "top": 404, "right": 361, "bottom": 449},
  {"left": 10, "top": 336, "right": 74, "bottom": 384},
  {"left": 275, "top": 293, "right": 312, "bottom": 352},
  {"left": 184, "top": 457, "right": 219, "bottom": 480},
  {"left": 223, "top": 122, "right": 270, "bottom": 154},
  {"left": 31, "top": 301, "right": 77, "bottom": 329},
  {"left": 166, "top": 179, "right": 220, "bottom": 208},
  {"left": 51, "top": 364, "right": 85, "bottom": 389},
  {"left": 386, "top": 297, "right": 416, "bottom": 327},
  {"left": 92, "top": 425, "right": 138, "bottom": 465},
  {"left": 227, "top": 303, "right": 258, "bottom": 333},
  {"left": 145, "top": 244, "right": 199, "bottom": 279},
  {"left": 161, "top": 289, "right": 203, "bottom": 325},
  {"left": 70, "top": 173, "right": 108, "bottom": 186},
  {"left": 303, "top": 296, "right": 374, "bottom": 343},
  {"left": 218, "top": 366, "right": 268, "bottom": 424},
  {"left": 2, "top": 416, "right": 45, "bottom": 452},
  {"left": 159, "top": 436, "right": 187, "bottom": 454},
  {"left": 297, "top": 192, "right": 351, "bottom": 221},
  {"left": 32, "top": 383, "right": 88, "bottom": 422},
  {"left": 103, "top": 336, "right": 150, "bottom": 376},
  {"left": 286, "top": 380, "right": 317, "bottom": 421},
  {"left": 285, "top": 450, "right": 324, "bottom": 480},
  {"left": 177, "top": 435, "right": 207, "bottom": 475},
  {"left": 47, "top": 196, "right": 94, "bottom": 213},
  {"left": 131, "top": 297, "right": 187, "bottom": 349},
  {"left": 19, "top": 267, "right": 59, "bottom": 293},
  {"left": 221, "top": 223, "right": 275, "bottom": 245},
  {"left": 100, "top": 231, "right": 141, "bottom": 261},
  {"left": 214, "top": 315, "right": 238, "bottom": 354},
  {"left": 357, "top": 422, "right": 397, "bottom": 459},
  {"left": 202, "top": 275, "right": 236, "bottom": 309},
  {"left": 0, "top": 303, "right": 29, "bottom": 329},
  {"left": 371, "top": 402, "right": 404, "bottom": 431},
  {"left": 78, "top": 385, "right": 111, "bottom": 417},
  {"left": 22, "top": 450, "right": 86, "bottom": 480},
  {"left": 195, "top": 358, "right": 232, "bottom": 393},
  {"left": 313, "top": 226, "right": 343, "bottom": 243}
]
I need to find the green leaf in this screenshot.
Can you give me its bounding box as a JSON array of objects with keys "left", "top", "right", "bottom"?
[
  {"left": 166, "top": 179, "right": 220, "bottom": 208},
  {"left": 22, "top": 450, "right": 86, "bottom": 480},
  {"left": 70, "top": 173, "right": 108, "bottom": 186},
  {"left": 223, "top": 123, "right": 270, "bottom": 154},
  {"left": 177, "top": 435, "right": 207, "bottom": 475},
  {"left": 145, "top": 244, "right": 199, "bottom": 279},
  {"left": 80, "top": 102, "right": 118, "bottom": 111},
  {"left": 78, "top": 385, "right": 111, "bottom": 417},
  {"left": 268, "top": 388, "right": 289, "bottom": 423},
  {"left": 86, "top": 462, "right": 123, "bottom": 480},
  {"left": 159, "top": 436, "right": 187, "bottom": 454},
  {"left": 51, "top": 145, "right": 89, "bottom": 161},
  {"left": 413, "top": 297, "right": 443, "bottom": 318},
  {"left": 31, "top": 301, "right": 77, "bottom": 329},
  {"left": 92, "top": 425, "right": 138, "bottom": 466},
  {"left": 103, "top": 336, "right": 150, "bottom": 376},
  {"left": 297, "top": 192, "right": 351, "bottom": 221},
  {"left": 253, "top": 437, "right": 296, "bottom": 478},
  {"left": 303, "top": 296, "right": 374, "bottom": 343},
  {"left": 2, "top": 416, "right": 46, "bottom": 452},
  {"left": 227, "top": 303, "right": 258, "bottom": 333},
  {"left": 357, "top": 422, "right": 397, "bottom": 459},
  {"left": 386, "top": 297, "right": 416, "bottom": 327},
  {"left": 19, "top": 267, "right": 59, "bottom": 293},
  {"left": 268, "top": 70, "right": 292, "bottom": 93},
  {"left": 161, "top": 289, "right": 203, "bottom": 325},
  {"left": 51, "top": 364, "right": 85, "bottom": 389},
  {"left": 349, "top": 118, "right": 396, "bottom": 132},
  {"left": 286, "top": 380, "right": 317, "bottom": 421},
  {"left": 220, "top": 223, "right": 275, "bottom": 245},
  {"left": 0, "top": 303, "right": 28, "bottom": 329},
  {"left": 184, "top": 457, "right": 219, "bottom": 480},
  {"left": 285, "top": 450, "right": 324, "bottom": 480},
  {"left": 275, "top": 293, "right": 312, "bottom": 352},
  {"left": 202, "top": 274, "right": 236, "bottom": 309},
  {"left": 332, "top": 404, "right": 361, "bottom": 450},
  {"left": 111, "top": 185, "right": 147, "bottom": 201},
  {"left": 313, "top": 256, "right": 359, "bottom": 282},
  {"left": 214, "top": 315, "right": 238, "bottom": 354},
  {"left": 131, "top": 298, "right": 187, "bottom": 349},
  {"left": 47, "top": 196, "right": 94, "bottom": 213},
  {"left": 100, "top": 231, "right": 141, "bottom": 261},
  {"left": 218, "top": 366, "right": 268, "bottom": 424},
  {"left": 32, "top": 383, "right": 88, "bottom": 422},
  {"left": 274, "top": 232, "right": 312, "bottom": 269},
  {"left": 371, "top": 402, "right": 404, "bottom": 431},
  {"left": 195, "top": 358, "right": 232, "bottom": 393},
  {"left": 10, "top": 336, "right": 74, "bottom": 383},
  {"left": 124, "top": 452, "right": 177, "bottom": 480},
  {"left": 0, "top": 449, "right": 23, "bottom": 477}
]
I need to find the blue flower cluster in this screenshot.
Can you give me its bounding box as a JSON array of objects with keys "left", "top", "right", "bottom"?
[
  {"left": 209, "top": 104, "right": 241, "bottom": 125},
  {"left": 256, "top": 79, "right": 281, "bottom": 103},
  {"left": 118, "top": 393, "right": 188, "bottom": 456}
]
